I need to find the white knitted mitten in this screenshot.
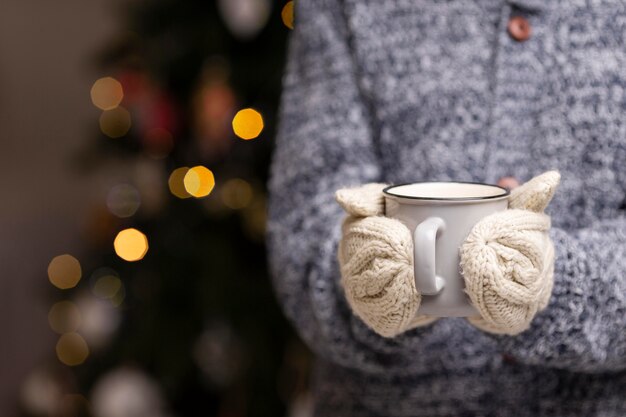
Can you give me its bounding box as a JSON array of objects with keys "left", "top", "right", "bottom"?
[
  {"left": 460, "top": 171, "right": 561, "bottom": 335},
  {"left": 336, "top": 183, "right": 437, "bottom": 338}
]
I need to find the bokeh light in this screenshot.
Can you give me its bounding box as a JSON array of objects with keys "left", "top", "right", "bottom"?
[
  {"left": 100, "top": 106, "right": 131, "bottom": 138},
  {"left": 110, "top": 284, "right": 126, "bottom": 307},
  {"left": 168, "top": 167, "right": 191, "bottom": 199},
  {"left": 184, "top": 166, "right": 215, "bottom": 198},
  {"left": 91, "top": 77, "right": 124, "bottom": 110},
  {"left": 242, "top": 196, "right": 267, "bottom": 241},
  {"left": 106, "top": 184, "right": 141, "bottom": 218},
  {"left": 56, "top": 333, "right": 89, "bottom": 366},
  {"left": 76, "top": 295, "right": 121, "bottom": 347},
  {"left": 221, "top": 178, "right": 253, "bottom": 209},
  {"left": 193, "top": 323, "right": 244, "bottom": 387},
  {"left": 232, "top": 108, "right": 264, "bottom": 140},
  {"left": 218, "top": 0, "right": 271, "bottom": 40},
  {"left": 114, "top": 228, "right": 148, "bottom": 262},
  {"left": 48, "top": 254, "right": 82, "bottom": 290},
  {"left": 48, "top": 301, "right": 82, "bottom": 334},
  {"left": 91, "top": 368, "right": 166, "bottom": 417},
  {"left": 90, "top": 268, "right": 125, "bottom": 307},
  {"left": 93, "top": 275, "right": 122, "bottom": 300},
  {"left": 281, "top": 1, "right": 294, "bottom": 30},
  {"left": 20, "top": 369, "right": 64, "bottom": 416}
]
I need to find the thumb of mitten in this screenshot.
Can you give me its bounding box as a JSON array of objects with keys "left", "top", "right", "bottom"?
[
  {"left": 336, "top": 183, "right": 388, "bottom": 217},
  {"left": 339, "top": 216, "right": 422, "bottom": 337},
  {"left": 508, "top": 171, "right": 560, "bottom": 213}
]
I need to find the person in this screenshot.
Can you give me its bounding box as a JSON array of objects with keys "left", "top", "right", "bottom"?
[{"left": 266, "top": 0, "right": 626, "bottom": 415}]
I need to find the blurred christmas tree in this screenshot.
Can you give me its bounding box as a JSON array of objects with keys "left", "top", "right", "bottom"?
[{"left": 20, "top": 1, "right": 313, "bottom": 417}]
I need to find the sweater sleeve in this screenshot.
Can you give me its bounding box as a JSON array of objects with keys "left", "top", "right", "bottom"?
[
  {"left": 266, "top": 0, "right": 436, "bottom": 372},
  {"left": 495, "top": 217, "right": 626, "bottom": 373}
]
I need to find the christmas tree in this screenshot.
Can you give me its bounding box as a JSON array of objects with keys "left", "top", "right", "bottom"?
[{"left": 20, "top": 1, "right": 312, "bottom": 416}]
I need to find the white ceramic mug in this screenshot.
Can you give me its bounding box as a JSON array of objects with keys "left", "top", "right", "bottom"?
[{"left": 383, "top": 182, "right": 509, "bottom": 317}]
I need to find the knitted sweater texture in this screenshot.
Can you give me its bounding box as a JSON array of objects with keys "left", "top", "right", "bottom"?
[{"left": 267, "top": 0, "right": 626, "bottom": 415}]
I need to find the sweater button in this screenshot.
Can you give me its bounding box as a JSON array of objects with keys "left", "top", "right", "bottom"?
[
  {"left": 497, "top": 176, "right": 520, "bottom": 190},
  {"left": 508, "top": 16, "right": 531, "bottom": 42},
  {"left": 502, "top": 353, "right": 517, "bottom": 364}
]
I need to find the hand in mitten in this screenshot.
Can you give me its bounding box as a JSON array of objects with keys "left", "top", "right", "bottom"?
[
  {"left": 460, "top": 171, "right": 561, "bottom": 335},
  {"left": 336, "top": 183, "right": 437, "bottom": 338}
]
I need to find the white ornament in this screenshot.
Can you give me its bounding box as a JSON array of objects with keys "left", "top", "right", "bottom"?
[
  {"left": 76, "top": 294, "right": 121, "bottom": 349},
  {"left": 91, "top": 368, "right": 167, "bottom": 417},
  {"left": 192, "top": 322, "right": 243, "bottom": 388},
  {"left": 20, "top": 369, "right": 63, "bottom": 415},
  {"left": 218, "top": 0, "right": 271, "bottom": 39}
]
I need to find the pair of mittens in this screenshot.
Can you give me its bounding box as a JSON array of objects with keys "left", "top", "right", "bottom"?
[
  {"left": 336, "top": 184, "right": 437, "bottom": 338},
  {"left": 336, "top": 171, "right": 560, "bottom": 337}
]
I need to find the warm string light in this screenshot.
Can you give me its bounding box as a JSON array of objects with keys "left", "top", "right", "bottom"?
[
  {"left": 91, "top": 76, "right": 132, "bottom": 138},
  {"left": 56, "top": 333, "right": 89, "bottom": 366},
  {"left": 48, "top": 255, "right": 82, "bottom": 290},
  {"left": 91, "top": 77, "right": 124, "bottom": 110},
  {"left": 168, "top": 167, "right": 192, "bottom": 199},
  {"left": 90, "top": 268, "right": 126, "bottom": 307},
  {"left": 93, "top": 274, "right": 122, "bottom": 300},
  {"left": 281, "top": 1, "right": 294, "bottom": 30},
  {"left": 110, "top": 286, "right": 126, "bottom": 307},
  {"left": 169, "top": 166, "right": 216, "bottom": 199},
  {"left": 232, "top": 108, "right": 264, "bottom": 140},
  {"left": 48, "top": 301, "right": 82, "bottom": 334},
  {"left": 184, "top": 166, "right": 215, "bottom": 198},
  {"left": 114, "top": 228, "right": 149, "bottom": 262},
  {"left": 221, "top": 178, "right": 253, "bottom": 209},
  {"left": 242, "top": 193, "right": 267, "bottom": 240},
  {"left": 100, "top": 107, "right": 132, "bottom": 138}
]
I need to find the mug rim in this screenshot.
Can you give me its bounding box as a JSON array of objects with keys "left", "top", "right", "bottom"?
[{"left": 383, "top": 181, "right": 510, "bottom": 202}]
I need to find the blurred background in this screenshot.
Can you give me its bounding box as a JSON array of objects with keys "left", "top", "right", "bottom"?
[{"left": 0, "top": 1, "right": 312, "bottom": 416}]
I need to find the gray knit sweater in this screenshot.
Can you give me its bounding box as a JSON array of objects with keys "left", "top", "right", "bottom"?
[{"left": 267, "top": 0, "right": 626, "bottom": 415}]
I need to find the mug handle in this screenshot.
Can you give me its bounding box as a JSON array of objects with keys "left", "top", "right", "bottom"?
[{"left": 414, "top": 217, "right": 446, "bottom": 295}]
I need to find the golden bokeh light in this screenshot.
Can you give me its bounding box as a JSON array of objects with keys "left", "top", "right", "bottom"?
[
  {"left": 110, "top": 284, "right": 126, "bottom": 307},
  {"left": 282, "top": 2, "right": 295, "bottom": 30},
  {"left": 91, "top": 268, "right": 125, "bottom": 307},
  {"left": 232, "top": 108, "right": 264, "bottom": 140},
  {"left": 48, "top": 301, "right": 82, "bottom": 334},
  {"left": 48, "top": 254, "right": 82, "bottom": 290},
  {"left": 91, "top": 77, "right": 124, "bottom": 110},
  {"left": 242, "top": 197, "right": 267, "bottom": 241},
  {"left": 93, "top": 275, "right": 122, "bottom": 300},
  {"left": 221, "top": 178, "right": 253, "bottom": 209},
  {"left": 184, "top": 166, "right": 215, "bottom": 198},
  {"left": 100, "top": 106, "right": 131, "bottom": 138},
  {"left": 114, "top": 228, "right": 149, "bottom": 262},
  {"left": 168, "top": 167, "right": 192, "bottom": 199},
  {"left": 56, "top": 333, "right": 89, "bottom": 366}
]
